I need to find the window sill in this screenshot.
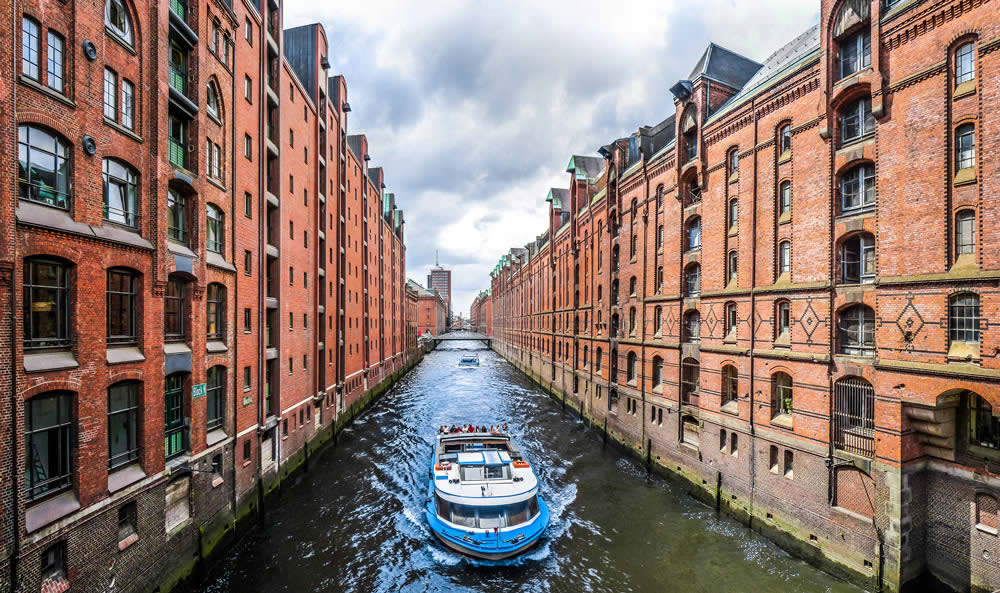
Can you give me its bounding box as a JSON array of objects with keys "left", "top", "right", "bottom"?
[
  {"left": 207, "top": 340, "right": 228, "bottom": 353},
  {"left": 729, "top": 172, "right": 739, "bottom": 184},
  {"left": 106, "top": 27, "right": 137, "bottom": 55},
  {"left": 206, "top": 176, "right": 227, "bottom": 192},
  {"left": 18, "top": 74, "right": 76, "bottom": 107},
  {"left": 947, "top": 341, "right": 980, "bottom": 363},
  {"left": 954, "top": 81, "right": 976, "bottom": 100},
  {"left": 107, "top": 346, "right": 145, "bottom": 365},
  {"left": 207, "top": 428, "right": 228, "bottom": 447},
  {"left": 777, "top": 150, "right": 792, "bottom": 165},
  {"left": 954, "top": 168, "right": 977, "bottom": 187},
  {"left": 721, "top": 400, "right": 739, "bottom": 416},
  {"left": 118, "top": 532, "right": 139, "bottom": 552},
  {"left": 103, "top": 117, "right": 143, "bottom": 142},
  {"left": 164, "top": 342, "right": 192, "bottom": 355},
  {"left": 26, "top": 490, "right": 80, "bottom": 533},
  {"left": 728, "top": 226, "right": 738, "bottom": 237},
  {"left": 778, "top": 212, "right": 791, "bottom": 225},
  {"left": 24, "top": 350, "right": 79, "bottom": 374},
  {"left": 212, "top": 476, "right": 225, "bottom": 488},
  {"left": 108, "top": 463, "right": 146, "bottom": 493},
  {"left": 975, "top": 523, "right": 998, "bottom": 536},
  {"left": 167, "top": 240, "right": 197, "bottom": 259},
  {"left": 771, "top": 414, "right": 794, "bottom": 430},
  {"left": 773, "top": 333, "right": 791, "bottom": 348}
]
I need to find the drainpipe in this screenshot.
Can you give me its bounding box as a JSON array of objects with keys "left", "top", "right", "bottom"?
[
  {"left": 229, "top": 10, "right": 238, "bottom": 518},
  {"left": 255, "top": 10, "right": 266, "bottom": 523},
  {"left": 747, "top": 95, "right": 760, "bottom": 528},
  {"left": 9, "top": 0, "right": 21, "bottom": 585},
  {"left": 640, "top": 152, "right": 649, "bottom": 468}
]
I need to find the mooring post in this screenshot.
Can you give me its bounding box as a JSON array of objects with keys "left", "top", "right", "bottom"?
[{"left": 715, "top": 470, "right": 722, "bottom": 514}]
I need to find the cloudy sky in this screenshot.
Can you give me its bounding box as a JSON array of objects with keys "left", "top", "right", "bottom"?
[{"left": 285, "top": 1, "right": 819, "bottom": 317}]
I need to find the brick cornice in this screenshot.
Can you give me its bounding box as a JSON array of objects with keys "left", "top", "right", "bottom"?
[{"left": 883, "top": 0, "right": 992, "bottom": 51}]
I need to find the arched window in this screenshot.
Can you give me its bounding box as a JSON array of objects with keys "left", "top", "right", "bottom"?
[
  {"left": 207, "top": 82, "right": 222, "bottom": 120},
  {"left": 611, "top": 279, "right": 619, "bottom": 305},
  {"left": 596, "top": 347, "right": 603, "bottom": 372},
  {"left": 833, "top": 377, "right": 875, "bottom": 457},
  {"left": 969, "top": 393, "right": 1000, "bottom": 449},
  {"left": 652, "top": 356, "right": 663, "bottom": 388},
  {"left": 841, "top": 96, "right": 874, "bottom": 145},
  {"left": 838, "top": 304, "right": 875, "bottom": 356},
  {"left": 105, "top": 0, "right": 134, "bottom": 45},
  {"left": 18, "top": 125, "right": 72, "bottom": 209},
  {"left": 630, "top": 198, "right": 638, "bottom": 224},
  {"left": 26, "top": 391, "right": 74, "bottom": 500},
  {"left": 629, "top": 276, "right": 637, "bottom": 296},
  {"left": 728, "top": 198, "right": 738, "bottom": 231},
  {"left": 956, "top": 124, "right": 975, "bottom": 171},
  {"left": 838, "top": 24, "right": 871, "bottom": 79},
  {"left": 725, "top": 302, "right": 738, "bottom": 337},
  {"left": 840, "top": 163, "right": 875, "bottom": 212},
  {"left": 107, "top": 268, "right": 138, "bottom": 345},
  {"left": 164, "top": 275, "right": 186, "bottom": 341},
  {"left": 108, "top": 381, "right": 140, "bottom": 468},
  {"left": 206, "top": 203, "right": 224, "bottom": 253},
  {"left": 727, "top": 251, "right": 738, "bottom": 285},
  {"left": 955, "top": 42, "right": 975, "bottom": 86},
  {"left": 779, "top": 124, "right": 792, "bottom": 155},
  {"left": 722, "top": 365, "right": 738, "bottom": 406},
  {"left": 840, "top": 232, "right": 875, "bottom": 284},
  {"left": 771, "top": 372, "right": 793, "bottom": 419},
  {"left": 654, "top": 306, "right": 662, "bottom": 335},
  {"left": 611, "top": 244, "right": 620, "bottom": 271},
  {"left": 776, "top": 300, "right": 791, "bottom": 338},
  {"left": 207, "top": 283, "right": 226, "bottom": 340},
  {"left": 687, "top": 216, "right": 701, "bottom": 250},
  {"left": 956, "top": 210, "right": 975, "bottom": 256},
  {"left": 681, "top": 359, "right": 700, "bottom": 405},
  {"left": 778, "top": 241, "right": 791, "bottom": 276},
  {"left": 630, "top": 233, "right": 638, "bottom": 258},
  {"left": 629, "top": 306, "right": 637, "bottom": 334},
  {"left": 685, "top": 264, "right": 700, "bottom": 297},
  {"left": 24, "top": 257, "right": 71, "bottom": 350},
  {"left": 167, "top": 190, "right": 189, "bottom": 244},
  {"left": 103, "top": 158, "right": 140, "bottom": 228},
  {"left": 206, "top": 366, "right": 225, "bottom": 431},
  {"left": 683, "top": 108, "right": 698, "bottom": 161},
  {"left": 626, "top": 351, "right": 637, "bottom": 384},
  {"left": 950, "top": 293, "right": 981, "bottom": 344},
  {"left": 583, "top": 346, "right": 589, "bottom": 368},
  {"left": 656, "top": 225, "right": 664, "bottom": 250},
  {"left": 687, "top": 179, "right": 701, "bottom": 204},
  {"left": 729, "top": 148, "right": 739, "bottom": 175},
  {"left": 597, "top": 285, "right": 603, "bottom": 303},
  {"left": 778, "top": 180, "right": 791, "bottom": 216},
  {"left": 655, "top": 185, "right": 664, "bottom": 209},
  {"left": 685, "top": 310, "right": 700, "bottom": 343}
]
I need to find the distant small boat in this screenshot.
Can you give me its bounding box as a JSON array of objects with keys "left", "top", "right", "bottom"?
[
  {"left": 425, "top": 429, "right": 549, "bottom": 560},
  {"left": 457, "top": 354, "right": 479, "bottom": 367}
]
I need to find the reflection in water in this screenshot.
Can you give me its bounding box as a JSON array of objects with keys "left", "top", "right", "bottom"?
[{"left": 201, "top": 342, "right": 865, "bottom": 593}]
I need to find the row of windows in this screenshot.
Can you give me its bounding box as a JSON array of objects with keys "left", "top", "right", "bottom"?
[
  {"left": 23, "top": 258, "right": 229, "bottom": 349},
  {"left": 27, "top": 374, "right": 225, "bottom": 502}
]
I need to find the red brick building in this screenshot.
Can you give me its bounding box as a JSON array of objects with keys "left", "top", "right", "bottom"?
[
  {"left": 410, "top": 280, "right": 447, "bottom": 337},
  {"left": 470, "top": 290, "right": 492, "bottom": 335},
  {"left": 0, "top": 3, "right": 416, "bottom": 591},
  {"left": 491, "top": 2, "right": 1000, "bottom": 591}
]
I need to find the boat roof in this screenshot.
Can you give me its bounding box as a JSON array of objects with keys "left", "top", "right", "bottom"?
[{"left": 456, "top": 450, "right": 511, "bottom": 465}]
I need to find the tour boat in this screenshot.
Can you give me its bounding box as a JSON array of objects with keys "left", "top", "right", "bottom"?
[
  {"left": 425, "top": 429, "right": 549, "bottom": 560},
  {"left": 457, "top": 354, "right": 479, "bottom": 367}
]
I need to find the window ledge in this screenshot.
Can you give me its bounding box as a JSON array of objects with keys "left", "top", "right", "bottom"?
[
  {"left": 721, "top": 401, "right": 739, "bottom": 416},
  {"left": 976, "top": 523, "right": 998, "bottom": 536},
  {"left": 24, "top": 351, "right": 79, "bottom": 374},
  {"left": 167, "top": 240, "right": 197, "bottom": 259},
  {"left": 108, "top": 463, "right": 146, "bottom": 493},
  {"left": 212, "top": 476, "right": 224, "bottom": 488},
  {"left": 778, "top": 212, "right": 791, "bottom": 225},
  {"left": 206, "top": 176, "right": 227, "bottom": 192},
  {"left": 107, "top": 346, "right": 145, "bottom": 365},
  {"left": 778, "top": 150, "right": 792, "bottom": 165},
  {"left": 103, "top": 117, "right": 143, "bottom": 142},
  {"left": 729, "top": 172, "right": 739, "bottom": 184},
  {"left": 207, "top": 428, "right": 228, "bottom": 447},
  {"left": 18, "top": 74, "right": 76, "bottom": 107},
  {"left": 954, "top": 81, "right": 976, "bottom": 99},
  {"left": 954, "top": 168, "right": 977, "bottom": 186},
  {"left": 164, "top": 342, "right": 192, "bottom": 355},
  {"left": 771, "top": 414, "right": 794, "bottom": 430},
  {"left": 26, "top": 490, "right": 80, "bottom": 533},
  {"left": 207, "top": 340, "right": 228, "bottom": 353},
  {"left": 118, "top": 532, "right": 139, "bottom": 552},
  {"left": 947, "top": 341, "right": 980, "bottom": 362},
  {"left": 728, "top": 226, "right": 738, "bottom": 237}
]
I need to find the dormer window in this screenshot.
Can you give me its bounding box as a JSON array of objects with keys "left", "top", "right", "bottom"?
[{"left": 839, "top": 29, "right": 870, "bottom": 79}]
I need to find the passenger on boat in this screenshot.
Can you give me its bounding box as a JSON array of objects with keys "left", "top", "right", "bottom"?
[{"left": 502, "top": 422, "right": 508, "bottom": 432}]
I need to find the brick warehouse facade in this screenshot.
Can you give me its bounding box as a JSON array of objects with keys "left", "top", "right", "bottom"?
[
  {"left": 0, "top": 1, "right": 420, "bottom": 592},
  {"left": 488, "top": 1, "right": 1000, "bottom": 591},
  {"left": 470, "top": 290, "right": 492, "bottom": 336}
]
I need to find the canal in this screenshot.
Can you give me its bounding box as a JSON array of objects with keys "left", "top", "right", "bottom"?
[{"left": 200, "top": 341, "right": 865, "bottom": 593}]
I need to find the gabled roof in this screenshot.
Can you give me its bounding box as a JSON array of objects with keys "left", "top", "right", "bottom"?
[
  {"left": 566, "top": 155, "right": 605, "bottom": 180},
  {"left": 545, "top": 188, "right": 570, "bottom": 209},
  {"left": 709, "top": 23, "right": 820, "bottom": 124},
  {"left": 688, "top": 42, "right": 762, "bottom": 90}
]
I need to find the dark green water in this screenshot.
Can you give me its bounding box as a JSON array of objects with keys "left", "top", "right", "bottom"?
[{"left": 200, "top": 342, "right": 865, "bottom": 593}]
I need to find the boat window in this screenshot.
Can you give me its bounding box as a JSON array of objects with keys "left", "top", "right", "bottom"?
[
  {"left": 485, "top": 465, "right": 505, "bottom": 480},
  {"left": 507, "top": 500, "right": 531, "bottom": 525},
  {"left": 449, "top": 503, "right": 477, "bottom": 528},
  {"left": 461, "top": 465, "right": 485, "bottom": 481},
  {"left": 477, "top": 506, "right": 507, "bottom": 529},
  {"left": 460, "top": 464, "right": 511, "bottom": 481}
]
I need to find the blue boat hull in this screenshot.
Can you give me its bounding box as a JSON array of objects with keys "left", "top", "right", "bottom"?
[{"left": 424, "top": 481, "right": 549, "bottom": 560}]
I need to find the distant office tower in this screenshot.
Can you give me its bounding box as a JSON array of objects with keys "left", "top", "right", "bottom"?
[{"left": 427, "top": 253, "right": 452, "bottom": 318}]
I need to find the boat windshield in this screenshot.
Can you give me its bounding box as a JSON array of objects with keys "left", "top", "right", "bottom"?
[
  {"left": 460, "top": 464, "right": 510, "bottom": 481},
  {"left": 435, "top": 495, "right": 540, "bottom": 528}
]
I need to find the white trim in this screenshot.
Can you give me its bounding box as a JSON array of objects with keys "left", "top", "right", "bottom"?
[
  {"left": 281, "top": 395, "right": 314, "bottom": 416},
  {"left": 346, "top": 369, "right": 363, "bottom": 380},
  {"left": 236, "top": 423, "right": 259, "bottom": 438}
]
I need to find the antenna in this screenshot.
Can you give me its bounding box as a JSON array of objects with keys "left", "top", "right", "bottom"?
[{"left": 435, "top": 250, "right": 439, "bottom": 267}]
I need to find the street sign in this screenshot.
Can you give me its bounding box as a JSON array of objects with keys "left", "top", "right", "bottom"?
[{"left": 192, "top": 383, "right": 207, "bottom": 398}]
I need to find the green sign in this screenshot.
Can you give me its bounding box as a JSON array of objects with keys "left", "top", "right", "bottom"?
[
  {"left": 242, "top": 394, "right": 253, "bottom": 407},
  {"left": 192, "top": 383, "right": 207, "bottom": 399}
]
